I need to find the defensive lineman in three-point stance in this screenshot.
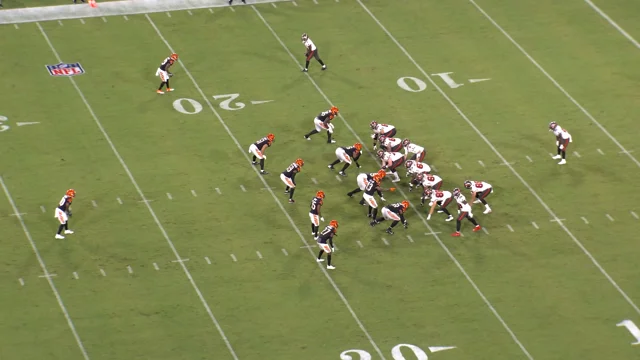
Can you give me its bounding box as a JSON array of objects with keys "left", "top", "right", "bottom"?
[{"left": 328, "top": 142, "right": 362, "bottom": 176}]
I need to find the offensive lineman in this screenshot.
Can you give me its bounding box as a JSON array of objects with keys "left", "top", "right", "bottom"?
[
  {"left": 402, "top": 139, "right": 426, "bottom": 162},
  {"left": 452, "top": 188, "right": 482, "bottom": 237},
  {"left": 370, "top": 121, "right": 397, "bottom": 149},
  {"left": 463, "top": 180, "right": 493, "bottom": 214},
  {"left": 280, "top": 158, "right": 304, "bottom": 203},
  {"left": 378, "top": 150, "right": 405, "bottom": 183},
  {"left": 304, "top": 106, "right": 338, "bottom": 144},
  {"left": 309, "top": 191, "right": 325, "bottom": 239},
  {"left": 156, "top": 53, "right": 178, "bottom": 94},
  {"left": 54, "top": 189, "right": 76, "bottom": 239},
  {"left": 301, "top": 33, "right": 327, "bottom": 72},
  {"left": 549, "top": 121, "right": 573, "bottom": 165},
  {"left": 316, "top": 220, "right": 338, "bottom": 270},
  {"left": 248, "top": 133, "right": 275, "bottom": 174},
  {"left": 328, "top": 143, "right": 362, "bottom": 176},
  {"left": 370, "top": 200, "right": 410, "bottom": 235}
]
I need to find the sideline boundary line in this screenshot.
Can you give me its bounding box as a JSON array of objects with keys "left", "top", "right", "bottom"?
[{"left": 583, "top": 0, "right": 640, "bottom": 50}]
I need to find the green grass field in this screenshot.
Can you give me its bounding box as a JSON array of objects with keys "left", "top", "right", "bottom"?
[{"left": 1, "top": 0, "right": 640, "bottom": 359}]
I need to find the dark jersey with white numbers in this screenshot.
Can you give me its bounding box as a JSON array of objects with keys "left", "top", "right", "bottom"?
[
  {"left": 342, "top": 146, "right": 361, "bottom": 161},
  {"left": 253, "top": 137, "right": 272, "bottom": 149},
  {"left": 364, "top": 179, "right": 380, "bottom": 196},
  {"left": 282, "top": 163, "right": 301, "bottom": 178},
  {"left": 316, "top": 110, "right": 335, "bottom": 123},
  {"left": 159, "top": 57, "right": 174, "bottom": 71},
  {"left": 317, "top": 225, "right": 336, "bottom": 245},
  {"left": 309, "top": 196, "right": 323, "bottom": 215},
  {"left": 386, "top": 203, "right": 406, "bottom": 222}
]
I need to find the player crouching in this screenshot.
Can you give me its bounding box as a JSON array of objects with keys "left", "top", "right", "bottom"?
[
  {"left": 377, "top": 149, "right": 405, "bottom": 183},
  {"left": 156, "top": 53, "right": 177, "bottom": 94},
  {"left": 316, "top": 220, "right": 338, "bottom": 270},
  {"left": 423, "top": 188, "right": 454, "bottom": 222},
  {"left": 328, "top": 142, "right": 362, "bottom": 176},
  {"left": 370, "top": 200, "right": 409, "bottom": 235},
  {"left": 464, "top": 180, "right": 493, "bottom": 214},
  {"left": 403, "top": 139, "right": 426, "bottom": 162},
  {"left": 304, "top": 106, "right": 338, "bottom": 144},
  {"left": 361, "top": 173, "right": 395, "bottom": 219},
  {"left": 549, "top": 121, "right": 572, "bottom": 165},
  {"left": 54, "top": 189, "right": 76, "bottom": 239},
  {"left": 346, "top": 170, "right": 386, "bottom": 198},
  {"left": 370, "top": 121, "right": 396, "bottom": 149},
  {"left": 309, "top": 191, "right": 325, "bottom": 239},
  {"left": 452, "top": 188, "right": 481, "bottom": 237},
  {"left": 378, "top": 135, "right": 403, "bottom": 152},
  {"left": 405, "top": 160, "right": 431, "bottom": 190},
  {"left": 280, "top": 158, "right": 304, "bottom": 203},
  {"left": 248, "top": 133, "right": 274, "bottom": 174}
]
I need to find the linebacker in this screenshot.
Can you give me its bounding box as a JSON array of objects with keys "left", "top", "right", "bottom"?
[
  {"left": 280, "top": 158, "right": 304, "bottom": 203},
  {"left": 309, "top": 191, "right": 325, "bottom": 239},
  {"left": 248, "top": 133, "right": 275, "bottom": 175},
  {"left": 304, "top": 106, "right": 338, "bottom": 144},
  {"left": 54, "top": 189, "right": 76, "bottom": 239},
  {"left": 370, "top": 200, "right": 410, "bottom": 235},
  {"left": 346, "top": 170, "right": 386, "bottom": 198},
  {"left": 316, "top": 220, "right": 338, "bottom": 270},
  {"left": 156, "top": 53, "right": 178, "bottom": 94},
  {"left": 328, "top": 142, "right": 362, "bottom": 176}
]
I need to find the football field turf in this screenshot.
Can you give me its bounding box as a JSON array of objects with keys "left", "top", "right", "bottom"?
[{"left": 1, "top": 0, "right": 640, "bottom": 359}]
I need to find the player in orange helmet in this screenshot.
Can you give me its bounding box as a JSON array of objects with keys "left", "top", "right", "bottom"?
[
  {"left": 347, "top": 169, "right": 386, "bottom": 198},
  {"left": 328, "top": 142, "right": 362, "bottom": 176},
  {"left": 316, "top": 219, "right": 338, "bottom": 270},
  {"left": 304, "top": 106, "right": 338, "bottom": 144},
  {"left": 54, "top": 189, "right": 76, "bottom": 239},
  {"left": 248, "top": 133, "right": 275, "bottom": 174},
  {"left": 309, "top": 190, "right": 325, "bottom": 238},
  {"left": 280, "top": 158, "right": 304, "bottom": 203},
  {"left": 370, "top": 200, "right": 409, "bottom": 235},
  {"left": 156, "top": 53, "right": 178, "bottom": 94}
]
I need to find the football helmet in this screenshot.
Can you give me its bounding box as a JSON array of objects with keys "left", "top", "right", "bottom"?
[
  {"left": 316, "top": 190, "right": 325, "bottom": 199},
  {"left": 66, "top": 189, "right": 76, "bottom": 198},
  {"left": 170, "top": 53, "right": 179, "bottom": 60},
  {"left": 463, "top": 180, "right": 473, "bottom": 189},
  {"left": 301, "top": 33, "right": 308, "bottom": 42},
  {"left": 329, "top": 219, "right": 338, "bottom": 229},
  {"left": 379, "top": 135, "right": 387, "bottom": 144},
  {"left": 402, "top": 138, "right": 411, "bottom": 147},
  {"left": 453, "top": 188, "right": 461, "bottom": 197},
  {"left": 401, "top": 200, "right": 410, "bottom": 210},
  {"left": 267, "top": 133, "right": 275, "bottom": 143},
  {"left": 295, "top": 158, "right": 304, "bottom": 167},
  {"left": 370, "top": 121, "right": 379, "bottom": 130},
  {"left": 354, "top": 142, "right": 363, "bottom": 151},
  {"left": 423, "top": 187, "right": 433, "bottom": 198},
  {"left": 549, "top": 121, "right": 557, "bottom": 130},
  {"left": 377, "top": 169, "right": 386, "bottom": 178},
  {"left": 405, "top": 160, "right": 414, "bottom": 169},
  {"left": 330, "top": 106, "right": 339, "bottom": 115},
  {"left": 376, "top": 149, "right": 385, "bottom": 158}
]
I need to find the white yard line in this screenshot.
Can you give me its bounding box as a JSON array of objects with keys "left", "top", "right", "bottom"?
[
  {"left": 99, "top": 268, "right": 107, "bottom": 277},
  {"left": 37, "top": 23, "right": 239, "bottom": 360},
  {"left": 506, "top": 224, "right": 514, "bottom": 232},
  {"left": 230, "top": 254, "right": 237, "bottom": 262},
  {"left": 382, "top": 237, "right": 390, "bottom": 246},
  {"left": 581, "top": 217, "right": 589, "bottom": 224},
  {"left": 531, "top": 221, "right": 539, "bottom": 229},
  {"left": 146, "top": 14, "right": 381, "bottom": 360},
  {"left": 256, "top": 251, "right": 263, "bottom": 259},
  {"left": 597, "top": 148, "right": 605, "bottom": 155},
  {"left": 406, "top": 235, "right": 414, "bottom": 243},
  {"left": 468, "top": 0, "right": 640, "bottom": 169},
  {"left": 255, "top": 5, "right": 533, "bottom": 358},
  {"left": 632, "top": 211, "right": 639, "bottom": 220},
  {"left": 482, "top": 227, "right": 489, "bottom": 234},
  {"left": 525, "top": 155, "right": 533, "bottom": 162},
  {"left": 0, "top": 176, "right": 90, "bottom": 360},
  {"left": 356, "top": 240, "right": 364, "bottom": 248},
  {"left": 205, "top": 256, "right": 212, "bottom": 264},
  {"left": 583, "top": 0, "right": 640, "bottom": 50},
  {"left": 281, "top": 248, "right": 288, "bottom": 256},
  {"left": 357, "top": 0, "right": 640, "bottom": 317}
]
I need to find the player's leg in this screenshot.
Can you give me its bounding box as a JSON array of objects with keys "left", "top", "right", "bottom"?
[
  {"left": 313, "top": 50, "right": 326, "bottom": 69},
  {"left": 317, "top": 249, "right": 325, "bottom": 262}
]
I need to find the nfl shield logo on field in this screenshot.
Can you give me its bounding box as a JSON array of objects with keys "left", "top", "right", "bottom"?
[{"left": 46, "top": 62, "right": 85, "bottom": 76}]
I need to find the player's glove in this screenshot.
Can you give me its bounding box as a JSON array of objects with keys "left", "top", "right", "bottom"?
[
  {"left": 320, "top": 217, "right": 325, "bottom": 222},
  {"left": 168, "top": 72, "right": 174, "bottom": 77},
  {"left": 373, "top": 145, "right": 377, "bottom": 150},
  {"left": 331, "top": 247, "right": 335, "bottom": 252},
  {"left": 408, "top": 185, "right": 413, "bottom": 192},
  {"left": 380, "top": 197, "right": 386, "bottom": 202},
  {"left": 67, "top": 210, "right": 72, "bottom": 217},
  {"left": 403, "top": 220, "right": 408, "bottom": 229}
]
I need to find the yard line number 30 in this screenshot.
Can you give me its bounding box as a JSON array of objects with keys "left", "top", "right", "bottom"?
[{"left": 341, "top": 344, "right": 428, "bottom": 360}]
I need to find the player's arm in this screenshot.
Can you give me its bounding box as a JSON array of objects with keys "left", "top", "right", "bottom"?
[
  {"left": 259, "top": 144, "right": 268, "bottom": 157},
  {"left": 427, "top": 201, "right": 437, "bottom": 220},
  {"left": 328, "top": 237, "right": 335, "bottom": 251},
  {"left": 353, "top": 152, "right": 361, "bottom": 168},
  {"left": 372, "top": 134, "right": 378, "bottom": 149},
  {"left": 318, "top": 204, "right": 324, "bottom": 221},
  {"left": 469, "top": 191, "right": 477, "bottom": 204}
]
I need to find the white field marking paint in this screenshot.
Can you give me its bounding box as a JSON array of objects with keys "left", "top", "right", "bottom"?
[
  {"left": 621, "top": 150, "right": 634, "bottom": 154},
  {"left": 166, "top": 12, "right": 171, "bottom": 17},
  {"left": 632, "top": 211, "right": 639, "bottom": 220},
  {"left": 102, "top": 17, "right": 107, "bottom": 22},
  {"left": 40, "top": 24, "right": 239, "bottom": 357},
  {"left": 205, "top": 256, "right": 211, "bottom": 264},
  {"left": 153, "top": 263, "right": 160, "bottom": 270},
  {"left": 124, "top": 15, "right": 129, "bottom": 20},
  {"left": 526, "top": 155, "right": 533, "bottom": 162},
  {"left": 382, "top": 237, "right": 390, "bottom": 246},
  {"left": 360, "top": 0, "right": 640, "bottom": 319},
  {"left": 99, "top": 268, "right": 106, "bottom": 277},
  {"left": 549, "top": 153, "right": 555, "bottom": 158},
  {"left": 16, "top": 121, "right": 40, "bottom": 127},
  {"left": 454, "top": 162, "right": 462, "bottom": 169},
  {"left": 14, "top": 24, "right": 19, "bottom": 29},
  {"left": 0, "top": 176, "right": 90, "bottom": 360},
  {"left": 407, "top": 235, "right": 414, "bottom": 243},
  {"left": 240, "top": 185, "right": 247, "bottom": 192},
  {"left": 469, "top": 78, "right": 491, "bottom": 83},
  {"left": 166, "top": 193, "right": 173, "bottom": 200},
  {"left": 18, "top": 278, "right": 25, "bottom": 286},
  {"left": 73, "top": 272, "right": 79, "bottom": 280},
  {"left": 10, "top": 212, "right": 27, "bottom": 217},
  {"left": 581, "top": 217, "right": 589, "bottom": 224},
  {"left": 574, "top": 151, "right": 581, "bottom": 158},
  {"left": 256, "top": 251, "right": 263, "bottom": 259},
  {"left": 229, "top": 6, "right": 235, "bottom": 12},
  {"left": 506, "top": 224, "right": 514, "bottom": 232},
  {"left": 482, "top": 227, "right": 489, "bottom": 234},
  {"left": 597, "top": 148, "right": 605, "bottom": 155},
  {"left": 532, "top": 221, "right": 539, "bottom": 229},
  {"left": 250, "top": 100, "right": 274, "bottom": 105},
  {"left": 191, "top": 189, "right": 197, "bottom": 197},
  {"left": 39, "top": 274, "right": 57, "bottom": 278},
  {"left": 127, "top": 266, "right": 133, "bottom": 274},
  {"left": 584, "top": 0, "right": 640, "bottom": 50},
  {"left": 311, "top": 177, "right": 319, "bottom": 184},
  {"left": 215, "top": 187, "right": 222, "bottom": 194},
  {"left": 116, "top": 197, "right": 123, "bottom": 205},
  {"left": 468, "top": 1, "right": 640, "bottom": 169},
  {"left": 617, "top": 320, "right": 640, "bottom": 345},
  {"left": 172, "top": 258, "right": 189, "bottom": 263},
  {"left": 271, "top": 3, "right": 277, "bottom": 7},
  {"left": 281, "top": 248, "right": 288, "bottom": 256},
  {"left": 606, "top": 214, "right": 615, "bottom": 222},
  {"left": 91, "top": 200, "right": 97, "bottom": 208},
  {"left": 478, "top": 160, "right": 485, "bottom": 167},
  {"left": 187, "top": 10, "right": 193, "bottom": 15},
  {"left": 431, "top": 164, "right": 438, "bottom": 172},
  {"left": 432, "top": 72, "right": 464, "bottom": 88},
  {"left": 58, "top": 20, "right": 63, "bottom": 26},
  {"left": 40, "top": 205, "right": 46, "bottom": 213},
  {"left": 424, "top": 231, "right": 442, "bottom": 236},
  {"left": 335, "top": 175, "right": 342, "bottom": 182},
  {"left": 356, "top": 240, "right": 364, "bottom": 248},
  {"left": 550, "top": 218, "right": 566, "bottom": 223},
  {"left": 429, "top": 346, "right": 457, "bottom": 353},
  {"left": 313, "top": 0, "right": 318, "bottom": 3},
  {"left": 209, "top": 8, "right": 214, "bottom": 13},
  {"left": 150, "top": 13, "right": 384, "bottom": 360},
  {"left": 230, "top": 254, "right": 237, "bottom": 262},
  {"left": 292, "top": 1, "right": 298, "bottom": 6},
  {"left": 79, "top": 18, "right": 85, "bottom": 24}
]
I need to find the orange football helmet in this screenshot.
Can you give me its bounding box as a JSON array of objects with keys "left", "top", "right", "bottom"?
[
  {"left": 65, "top": 189, "right": 76, "bottom": 198},
  {"left": 376, "top": 169, "right": 386, "bottom": 178},
  {"left": 401, "top": 200, "right": 410, "bottom": 210},
  {"left": 170, "top": 53, "right": 179, "bottom": 60},
  {"left": 295, "top": 158, "right": 304, "bottom": 167},
  {"left": 316, "top": 190, "right": 325, "bottom": 199},
  {"left": 329, "top": 220, "right": 339, "bottom": 229},
  {"left": 330, "top": 106, "right": 339, "bottom": 115},
  {"left": 354, "top": 142, "right": 362, "bottom": 151},
  {"left": 267, "top": 133, "right": 275, "bottom": 143}
]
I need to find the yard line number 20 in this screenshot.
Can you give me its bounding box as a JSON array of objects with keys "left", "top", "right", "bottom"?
[{"left": 341, "top": 343, "right": 428, "bottom": 360}]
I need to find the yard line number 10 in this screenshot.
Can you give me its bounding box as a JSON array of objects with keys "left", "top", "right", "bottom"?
[{"left": 341, "top": 344, "right": 428, "bottom": 360}]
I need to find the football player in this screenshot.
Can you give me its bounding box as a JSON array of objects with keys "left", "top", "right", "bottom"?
[
  {"left": 304, "top": 106, "right": 338, "bottom": 144},
  {"left": 54, "top": 189, "right": 76, "bottom": 239},
  {"left": 248, "top": 133, "right": 274, "bottom": 175},
  {"left": 377, "top": 149, "right": 405, "bottom": 183},
  {"left": 370, "top": 200, "right": 409, "bottom": 235},
  {"left": 280, "top": 158, "right": 304, "bottom": 203},
  {"left": 328, "top": 142, "right": 362, "bottom": 176},
  {"left": 549, "top": 121, "right": 573, "bottom": 165},
  {"left": 361, "top": 173, "right": 396, "bottom": 219},
  {"left": 309, "top": 191, "right": 325, "bottom": 239},
  {"left": 405, "top": 160, "right": 432, "bottom": 190},
  {"left": 464, "top": 180, "right": 493, "bottom": 214},
  {"left": 423, "top": 188, "right": 454, "bottom": 222},
  {"left": 316, "top": 220, "right": 338, "bottom": 270},
  {"left": 370, "top": 121, "right": 397, "bottom": 149},
  {"left": 452, "top": 188, "right": 481, "bottom": 237},
  {"left": 346, "top": 170, "right": 386, "bottom": 198},
  {"left": 403, "top": 139, "right": 426, "bottom": 162},
  {"left": 156, "top": 53, "right": 178, "bottom": 94},
  {"left": 417, "top": 172, "right": 443, "bottom": 192},
  {"left": 301, "top": 33, "right": 327, "bottom": 72},
  {"left": 378, "top": 136, "right": 403, "bottom": 152}
]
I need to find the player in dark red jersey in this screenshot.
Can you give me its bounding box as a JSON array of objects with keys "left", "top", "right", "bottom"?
[
  {"left": 309, "top": 190, "right": 325, "bottom": 238},
  {"left": 304, "top": 106, "right": 338, "bottom": 144},
  {"left": 328, "top": 142, "right": 362, "bottom": 176},
  {"left": 280, "top": 158, "right": 304, "bottom": 203},
  {"left": 156, "top": 53, "right": 178, "bottom": 94},
  {"left": 54, "top": 189, "right": 76, "bottom": 239},
  {"left": 370, "top": 200, "right": 409, "bottom": 235},
  {"left": 316, "top": 220, "right": 338, "bottom": 270},
  {"left": 248, "top": 133, "right": 275, "bottom": 174}
]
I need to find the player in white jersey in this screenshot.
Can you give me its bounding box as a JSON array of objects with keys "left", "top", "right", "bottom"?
[
  {"left": 452, "top": 188, "right": 481, "bottom": 237},
  {"left": 377, "top": 150, "right": 405, "bottom": 183},
  {"left": 370, "top": 121, "right": 397, "bottom": 149},
  {"left": 422, "top": 188, "right": 454, "bottom": 222},
  {"left": 402, "top": 139, "right": 426, "bottom": 162},
  {"left": 301, "top": 33, "right": 327, "bottom": 72},
  {"left": 463, "top": 180, "right": 493, "bottom": 214},
  {"left": 417, "top": 173, "right": 443, "bottom": 192},
  {"left": 405, "top": 160, "right": 432, "bottom": 191},
  {"left": 549, "top": 121, "right": 573, "bottom": 165},
  {"left": 378, "top": 136, "right": 403, "bottom": 152}
]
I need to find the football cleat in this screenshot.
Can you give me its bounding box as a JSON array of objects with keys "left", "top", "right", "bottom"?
[
  {"left": 338, "top": 171, "right": 347, "bottom": 177},
  {"left": 156, "top": 90, "right": 164, "bottom": 94},
  {"left": 552, "top": 155, "right": 562, "bottom": 160},
  {"left": 473, "top": 225, "right": 482, "bottom": 232},
  {"left": 558, "top": 159, "right": 567, "bottom": 165},
  {"left": 328, "top": 140, "right": 336, "bottom": 144},
  {"left": 55, "top": 234, "right": 65, "bottom": 239},
  {"left": 166, "top": 88, "right": 174, "bottom": 92},
  {"left": 483, "top": 208, "right": 492, "bottom": 214},
  {"left": 327, "top": 265, "right": 336, "bottom": 270},
  {"left": 322, "top": 65, "right": 327, "bottom": 71},
  {"left": 252, "top": 161, "right": 257, "bottom": 165},
  {"left": 386, "top": 228, "right": 394, "bottom": 235},
  {"left": 328, "top": 165, "right": 334, "bottom": 170},
  {"left": 445, "top": 215, "right": 454, "bottom": 222},
  {"left": 64, "top": 230, "right": 74, "bottom": 235},
  {"left": 288, "top": 199, "right": 295, "bottom": 203},
  {"left": 302, "top": 68, "right": 308, "bottom": 72},
  {"left": 347, "top": 192, "right": 353, "bottom": 198},
  {"left": 451, "top": 231, "right": 461, "bottom": 237},
  {"left": 260, "top": 170, "right": 269, "bottom": 175},
  {"left": 316, "top": 258, "right": 324, "bottom": 262}
]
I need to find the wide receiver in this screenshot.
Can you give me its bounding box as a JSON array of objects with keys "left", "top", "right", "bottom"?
[
  {"left": 248, "top": 133, "right": 275, "bottom": 175},
  {"left": 280, "top": 158, "right": 304, "bottom": 203},
  {"left": 301, "top": 33, "right": 327, "bottom": 72},
  {"left": 328, "top": 142, "right": 362, "bottom": 176},
  {"left": 54, "top": 189, "right": 76, "bottom": 239},
  {"left": 464, "top": 180, "right": 493, "bottom": 214},
  {"left": 156, "top": 53, "right": 178, "bottom": 94},
  {"left": 370, "top": 200, "right": 410, "bottom": 235},
  {"left": 549, "top": 121, "right": 573, "bottom": 165},
  {"left": 316, "top": 220, "right": 338, "bottom": 270},
  {"left": 304, "top": 106, "right": 338, "bottom": 144},
  {"left": 309, "top": 191, "right": 325, "bottom": 239}
]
